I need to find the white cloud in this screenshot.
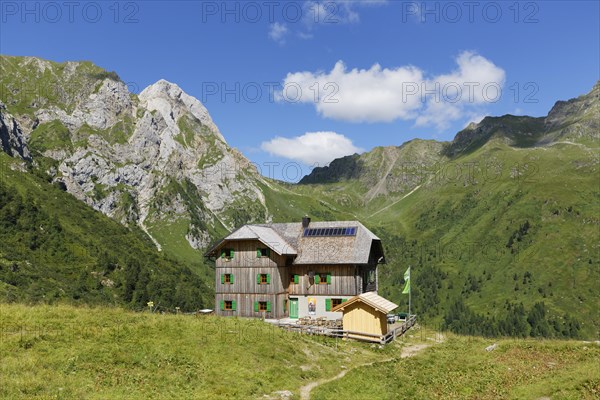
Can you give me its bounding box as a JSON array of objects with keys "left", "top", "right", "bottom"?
[
  {"left": 278, "top": 51, "right": 506, "bottom": 131},
  {"left": 261, "top": 131, "right": 363, "bottom": 166},
  {"left": 271, "top": 1, "right": 388, "bottom": 42},
  {"left": 268, "top": 22, "right": 289, "bottom": 44}
]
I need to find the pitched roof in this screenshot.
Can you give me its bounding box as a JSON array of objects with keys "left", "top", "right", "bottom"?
[
  {"left": 205, "top": 220, "right": 383, "bottom": 265},
  {"left": 331, "top": 291, "right": 398, "bottom": 314},
  {"left": 216, "top": 225, "right": 297, "bottom": 256}
]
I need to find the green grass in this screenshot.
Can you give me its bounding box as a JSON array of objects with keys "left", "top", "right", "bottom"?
[
  {"left": 28, "top": 120, "right": 72, "bottom": 153},
  {"left": 1, "top": 304, "right": 597, "bottom": 400},
  {"left": 313, "top": 332, "right": 600, "bottom": 400},
  {"left": 0, "top": 303, "right": 385, "bottom": 399},
  {"left": 147, "top": 217, "right": 204, "bottom": 268}
]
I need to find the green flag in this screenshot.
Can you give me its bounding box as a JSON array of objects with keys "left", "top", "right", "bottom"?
[{"left": 402, "top": 267, "right": 410, "bottom": 294}]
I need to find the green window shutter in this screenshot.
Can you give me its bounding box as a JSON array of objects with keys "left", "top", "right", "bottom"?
[
  {"left": 254, "top": 301, "right": 259, "bottom": 312},
  {"left": 266, "top": 301, "right": 271, "bottom": 312},
  {"left": 220, "top": 250, "right": 225, "bottom": 259},
  {"left": 232, "top": 300, "right": 236, "bottom": 311},
  {"left": 327, "top": 273, "right": 331, "bottom": 285},
  {"left": 230, "top": 274, "right": 234, "bottom": 284},
  {"left": 220, "top": 300, "right": 224, "bottom": 311},
  {"left": 257, "top": 248, "right": 261, "bottom": 258},
  {"left": 325, "top": 298, "right": 331, "bottom": 311},
  {"left": 221, "top": 274, "right": 225, "bottom": 284},
  {"left": 294, "top": 274, "right": 299, "bottom": 284},
  {"left": 342, "top": 298, "right": 348, "bottom": 303},
  {"left": 266, "top": 248, "right": 271, "bottom": 257},
  {"left": 315, "top": 274, "right": 320, "bottom": 284},
  {"left": 257, "top": 274, "right": 261, "bottom": 284},
  {"left": 229, "top": 249, "right": 234, "bottom": 259},
  {"left": 266, "top": 274, "right": 271, "bottom": 284}
]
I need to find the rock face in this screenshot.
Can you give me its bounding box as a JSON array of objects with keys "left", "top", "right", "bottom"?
[
  {"left": 0, "top": 103, "right": 30, "bottom": 160},
  {"left": 0, "top": 55, "right": 268, "bottom": 250}
]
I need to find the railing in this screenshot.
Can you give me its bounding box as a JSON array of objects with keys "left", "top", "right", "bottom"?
[
  {"left": 381, "top": 315, "right": 417, "bottom": 344},
  {"left": 271, "top": 314, "right": 417, "bottom": 344}
]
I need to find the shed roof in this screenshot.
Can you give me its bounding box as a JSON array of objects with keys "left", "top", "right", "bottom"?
[
  {"left": 205, "top": 220, "right": 383, "bottom": 265},
  {"left": 331, "top": 291, "right": 398, "bottom": 314}
]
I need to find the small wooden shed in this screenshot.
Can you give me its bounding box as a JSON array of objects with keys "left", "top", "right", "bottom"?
[{"left": 331, "top": 292, "right": 398, "bottom": 342}]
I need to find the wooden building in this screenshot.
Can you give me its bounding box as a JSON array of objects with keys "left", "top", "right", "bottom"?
[
  {"left": 331, "top": 291, "right": 399, "bottom": 342},
  {"left": 205, "top": 217, "right": 385, "bottom": 319}
]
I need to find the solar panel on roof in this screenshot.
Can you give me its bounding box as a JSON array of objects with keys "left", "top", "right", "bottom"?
[{"left": 302, "top": 226, "right": 359, "bottom": 237}]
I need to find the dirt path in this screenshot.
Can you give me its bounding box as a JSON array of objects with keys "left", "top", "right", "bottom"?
[
  {"left": 299, "top": 343, "right": 431, "bottom": 400},
  {"left": 368, "top": 184, "right": 421, "bottom": 218}
]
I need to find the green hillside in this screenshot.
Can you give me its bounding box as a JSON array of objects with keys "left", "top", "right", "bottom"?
[
  {"left": 1, "top": 304, "right": 597, "bottom": 400},
  {"left": 313, "top": 335, "right": 600, "bottom": 400},
  {"left": 0, "top": 54, "right": 597, "bottom": 339},
  {"left": 0, "top": 152, "right": 212, "bottom": 310},
  {"left": 291, "top": 83, "right": 600, "bottom": 339},
  {"left": 0, "top": 303, "right": 386, "bottom": 399}
]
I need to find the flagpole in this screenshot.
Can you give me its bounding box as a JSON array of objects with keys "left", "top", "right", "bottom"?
[{"left": 408, "top": 265, "right": 411, "bottom": 317}]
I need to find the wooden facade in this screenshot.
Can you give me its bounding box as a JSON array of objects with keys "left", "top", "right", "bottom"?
[
  {"left": 338, "top": 302, "right": 388, "bottom": 341},
  {"left": 215, "top": 239, "right": 287, "bottom": 319},
  {"left": 208, "top": 220, "right": 385, "bottom": 320},
  {"left": 331, "top": 292, "right": 399, "bottom": 342}
]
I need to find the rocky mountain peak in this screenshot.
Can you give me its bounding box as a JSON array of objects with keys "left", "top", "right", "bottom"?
[
  {"left": 0, "top": 55, "right": 270, "bottom": 252},
  {"left": 139, "top": 79, "right": 225, "bottom": 143}
]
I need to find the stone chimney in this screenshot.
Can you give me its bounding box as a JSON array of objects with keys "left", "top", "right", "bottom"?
[{"left": 302, "top": 215, "right": 311, "bottom": 228}]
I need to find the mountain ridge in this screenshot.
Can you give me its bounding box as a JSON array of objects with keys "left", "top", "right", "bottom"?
[
  {"left": 302, "top": 81, "right": 599, "bottom": 185},
  {"left": 1, "top": 55, "right": 598, "bottom": 338}
]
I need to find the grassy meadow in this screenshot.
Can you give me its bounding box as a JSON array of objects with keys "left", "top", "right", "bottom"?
[{"left": 1, "top": 304, "right": 598, "bottom": 399}]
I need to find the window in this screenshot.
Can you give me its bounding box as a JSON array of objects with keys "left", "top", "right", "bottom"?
[
  {"left": 257, "top": 273, "right": 271, "bottom": 284},
  {"left": 220, "top": 248, "right": 234, "bottom": 260},
  {"left": 290, "top": 274, "right": 299, "bottom": 284},
  {"left": 221, "top": 273, "right": 234, "bottom": 284},
  {"left": 255, "top": 301, "right": 271, "bottom": 312},
  {"left": 256, "top": 247, "right": 270, "bottom": 258},
  {"left": 315, "top": 273, "right": 331, "bottom": 285},
  {"left": 220, "top": 300, "right": 236, "bottom": 311},
  {"left": 326, "top": 298, "right": 347, "bottom": 311}
]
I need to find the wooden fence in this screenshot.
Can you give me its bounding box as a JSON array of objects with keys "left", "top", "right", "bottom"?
[{"left": 271, "top": 315, "right": 417, "bottom": 344}]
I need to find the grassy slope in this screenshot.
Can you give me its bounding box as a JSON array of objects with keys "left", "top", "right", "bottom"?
[
  {"left": 0, "top": 304, "right": 385, "bottom": 399},
  {"left": 285, "top": 137, "right": 599, "bottom": 338},
  {"left": 363, "top": 140, "right": 599, "bottom": 336},
  {"left": 0, "top": 152, "right": 212, "bottom": 310},
  {"left": 313, "top": 332, "right": 600, "bottom": 400},
  {"left": 1, "top": 304, "right": 597, "bottom": 400}
]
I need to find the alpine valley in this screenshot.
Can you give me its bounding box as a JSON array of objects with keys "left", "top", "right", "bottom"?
[{"left": 1, "top": 55, "right": 598, "bottom": 338}]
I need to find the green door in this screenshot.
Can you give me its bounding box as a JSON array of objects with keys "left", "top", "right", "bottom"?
[{"left": 290, "top": 298, "right": 299, "bottom": 319}]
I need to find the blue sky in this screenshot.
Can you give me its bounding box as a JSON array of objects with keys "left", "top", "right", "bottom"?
[{"left": 1, "top": 0, "right": 598, "bottom": 181}]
